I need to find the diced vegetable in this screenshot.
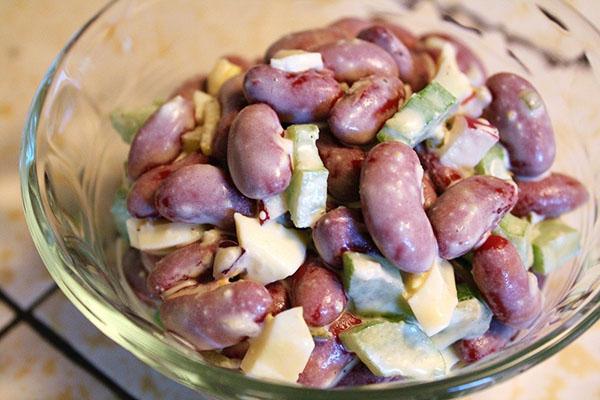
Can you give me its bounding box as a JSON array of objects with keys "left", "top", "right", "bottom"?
[
  {"left": 126, "top": 218, "right": 204, "bottom": 252},
  {"left": 377, "top": 82, "right": 456, "bottom": 147},
  {"left": 461, "top": 85, "right": 492, "bottom": 118},
  {"left": 440, "top": 347, "right": 461, "bottom": 374},
  {"left": 339, "top": 321, "right": 445, "bottom": 378},
  {"left": 430, "top": 40, "right": 473, "bottom": 102},
  {"left": 110, "top": 104, "right": 160, "bottom": 144},
  {"left": 342, "top": 252, "right": 412, "bottom": 320},
  {"left": 207, "top": 58, "right": 243, "bottom": 96},
  {"left": 494, "top": 213, "right": 534, "bottom": 268},
  {"left": 241, "top": 307, "right": 315, "bottom": 383},
  {"left": 258, "top": 193, "right": 289, "bottom": 224},
  {"left": 436, "top": 116, "right": 499, "bottom": 169},
  {"left": 430, "top": 298, "right": 492, "bottom": 350},
  {"left": 270, "top": 50, "right": 324, "bottom": 73},
  {"left": 285, "top": 124, "right": 328, "bottom": 228},
  {"left": 531, "top": 219, "right": 580, "bottom": 274},
  {"left": 181, "top": 90, "right": 221, "bottom": 155},
  {"left": 405, "top": 259, "right": 458, "bottom": 336},
  {"left": 234, "top": 213, "right": 307, "bottom": 284},
  {"left": 474, "top": 143, "right": 512, "bottom": 180}
]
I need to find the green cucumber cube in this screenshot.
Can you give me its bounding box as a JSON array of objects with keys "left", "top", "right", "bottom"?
[
  {"left": 532, "top": 219, "right": 580, "bottom": 274},
  {"left": 494, "top": 213, "right": 534, "bottom": 268},
  {"left": 110, "top": 104, "right": 160, "bottom": 144},
  {"left": 430, "top": 298, "right": 492, "bottom": 350},
  {"left": 474, "top": 143, "right": 512, "bottom": 180},
  {"left": 342, "top": 252, "right": 413, "bottom": 320},
  {"left": 339, "top": 321, "right": 445, "bottom": 378}
]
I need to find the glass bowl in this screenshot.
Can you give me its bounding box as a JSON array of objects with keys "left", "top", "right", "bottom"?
[{"left": 19, "top": 0, "right": 600, "bottom": 398}]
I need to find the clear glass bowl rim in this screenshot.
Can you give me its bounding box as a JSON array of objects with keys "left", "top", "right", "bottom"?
[{"left": 18, "top": 1, "right": 600, "bottom": 398}]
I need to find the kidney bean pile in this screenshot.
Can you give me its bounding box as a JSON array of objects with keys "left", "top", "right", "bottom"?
[{"left": 112, "top": 15, "right": 589, "bottom": 388}]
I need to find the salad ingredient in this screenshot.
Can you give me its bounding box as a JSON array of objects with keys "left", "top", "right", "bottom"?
[
  {"left": 328, "top": 17, "right": 373, "bottom": 38},
  {"left": 212, "top": 245, "right": 246, "bottom": 280},
  {"left": 147, "top": 230, "right": 221, "bottom": 296},
  {"left": 270, "top": 50, "right": 324, "bottom": 73},
  {"left": 417, "top": 145, "right": 464, "bottom": 192},
  {"left": 428, "top": 175, "right": 518, "bottom": 259},
  {"left": 484, "top": 73, "right": 555, "bottom": 177},
  {"left": 343, "top": 252, "right": 411, "bottom": 319},
  {"left": 298, "top": 338, "right": 356, "bottom": 388},
  {"left": 532, "top": 219, "right": 580, "bottom": 274},
  {"left": 244, "top": 65, "right": 342, "bottom": 123},
  {"left": 316, "top": 133, "right": 365, "bottom": 202},
  {"left": 234, "top": 213, "right": 307, "bottom": 285},
  {"left": 155, "top": 164, "right": 254, "bottom": 229},
  {"left": 377, "top": 82, "right": 456, "bottom": 146},
  {"left": 494, "top": 213, "right": 534, "bottom": 268},
  {"left": 122, "top": 249, "right": 157, "bottom": 306},
  {"left": 474, "top": 142, "right": 512, "bottom": 180},
  {"left": 285, "top": 124, "right": 328, "bottom": 228},
  {"left": 317, "top": 39, "right": 399, "bottom": 83},
  {"left": 126, "top": 218, "right": 203, "bottom": 252},
  {"left": 361, "top": 141, "right": 437, "bottom": 273},
  {"left": 430, "top": 297, "right": 492, "bottom": 350},
  {"left": 127, "top": 152, "right": 207, "bottom": 218},
  {"left": 212, "top": 74, "right": 248, "bottom": 160},
  {"left": 328, "top": 75, "right": 404, "bottom": 145},
  {"left": 228, "top": 104, "right": 292, "bottom": 199},
  {"left": 291, "top": 259, "right": 347, "bottom": 327},
  {"left": 436, "top": 116, "right": 499, "bottom": 169},
  {"left": 457, "top": 319, "right": 517, "bottom": 362},
  {"left": 512, "top": 173, "right": 589, "bottom": 218},
  {"left": 336, "top": 362, "right": 402, "bottom": 386},
  {"left": 258, "top": 193, "right": 288, "bottom": 223},
  {"left": 265, "top": 28, "right": 346, "bottom": 61},
  {"left": 405, "top": 259, "right": 457, "bottom": 335},
  {"left": 241, "top": 307, "right": 315, "bottom": 383},
  {"left": 170, "top": 74, "right": 206, "bottom": 101},
  {"left": 266, "top": 281, "right": 291, "bottom": 316},
  {"left": 181, "top": 90, "right": 221, "bottom": 155},
  {"left": 340, "top": 321, "right": 445, "bottom": 378},
  {"left": 127, "top": 95, "right": 195, "bottom": 179},
  {"left": 429, "top": 40, "right": 472, "bottom": 102},
  {"left": 110, "top": 104, "right": 159, "bottom": 144},
  {"left": 472, "top": 235, "right": 542, "bottom": 328},
  {"left": 207, "top": 57, "right": 243, "bottom": 96},
  {"left": 160, "top": 281, "right": 272, "bottom": 351},
  {"left": 422, "top": 173, "right": 438, "bottom": 208},
  {"left": 312, "top": 207, "right": 374, "bottom": 268}
]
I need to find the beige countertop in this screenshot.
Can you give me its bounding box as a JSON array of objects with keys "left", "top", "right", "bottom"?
[{"left": 0, "top": 1, "right": 598, "bottom": 399}]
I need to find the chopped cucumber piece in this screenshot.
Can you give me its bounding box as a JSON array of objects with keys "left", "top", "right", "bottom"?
[
  {"left": 182, "top": 90, "right": 221, "bottom": 155},
  {"left": 377, "top": 82, "right": 456, "bottom": 147},
  {"left": 126, "top": 218, "right": 204, "bottom": 252},
  {"left": 531, "top": 219, "right": 580, "bottom": 274},
  {"left": 456, "top": 283, "right": 478, "bottom": 302},
  {"left": 494, "top": 214, "right": 534, "bottom": 268},
  {"left": 340, "top": 321, "right": 446, "bottom": 378},
  {"left": 270, "top": 50, "right": 324, "bottom": 73},
  {"left": 110, "top": 187, "right": 130, "bottom": 241},
  {"left": 342, "top": 252, "right": 413, "bottom": 320},
  {"left": 258, "top": 193, "right": 289, "bottom": 223},
  {"left": 110, "top": 104, "right": 159, "bottom": 144},
  {"left": 431, "top": 42, "right": 473, "bottom": 102},
  {"left": 285, "top": 124, "right": 328, "bottom": 228},
  {"left": 207, "top": 58, "right": 243, "bottom": 96},
  {"left": 430, "top": 298, "right": 492, "bottom": 350},
  {"left": 474, "top": 143, "right": 512, "bottom": 180}
]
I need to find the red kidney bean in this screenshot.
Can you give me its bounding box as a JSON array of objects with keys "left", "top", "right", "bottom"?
[
  {"left": 291, "top": 259, "right": 347, "bottom": 327},
  {"left": 357, "top": 26, "right": 417, "bottom": 86},
  {"left": 317, "top": 39, "right": 399, "bottom": 83},
  {"left": 212, "top": 74, "right": 248, "bottom": 161},
  {"left": 160, "top": 281, "right": 272, "bottom": 350},
  {"left": 221, "top": 340, "right": 250, "bottom": 359},
  {"left": 371, "top": 18, "right": 418, "bottom": 50},
  {"left": 457, "top": 318, "right": 517, "bottom": 362},
  {"left": 127, "top": 96, "right": 195, "bottom": 179},
  {"left": 297, "top": 338, "right": 355, "bottom": 388},
  {"left": 422, "top": 172, "right": 437, "bottom": 210},
  {"left": 266, "top": 280, "right": 290, "bottom": 316},
  {"left": 244, "top": 65, "right": 342, "bottom": 123},
  {"left": 227, "top": 104, "right": 292, "bottom": 199},
  {"left": 264, "top": 28, "right": 346, "bottom": 61},
  {"left": 484, "top": 73, "right": 556, "bottom": 177},
  {"left": 147, "top": 236, "right": 221, "bottom": 297},
  {"left": 155, "top": 164, "right": 254, "bottom": 230},
  {"left": 410, "top": 51, "right": 436, "bottom": 91},
  {"left": 122, "top": 249, "right": 158, "bottom": 306},
  {"left": 361, "top": 142, "right": 437, "bottom": 273},
  {"left": 127, "top": 152, "right": 207, "bottom": 218},
  {"left": 336, "top": 362, "right": 402, "bottom": 387},
  {"left": 416, "top": 145, "right": 464, "bottom": 193},
  {"left": 512, "top": 173, "right": 589, "bottom": 218},
  {"left": 328, "top": 75, "right": 404, "bottom": 145},
  {"left": 316, "top": 133, "right": 365, "bottom": 202},
  {"left": 328, "top": 17, "right": 373, "bottom": 38},
  {"left": 421, "top": 32, "right": 487, "bottom": 87},
  {"left": 169, "top": 74, "right": 206, "bottom": 101},
  {"left": 428, "top": 176, "right": 518, "bottom": 259},
  {"left": 328, "top": 312, "right": 362, "bottom": 338},
  {"left": 312, "top": 207, "right": 375, "bottom": 268},
  {"left": 472, "top": 235, "right": 542, "bottom": 328}
]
